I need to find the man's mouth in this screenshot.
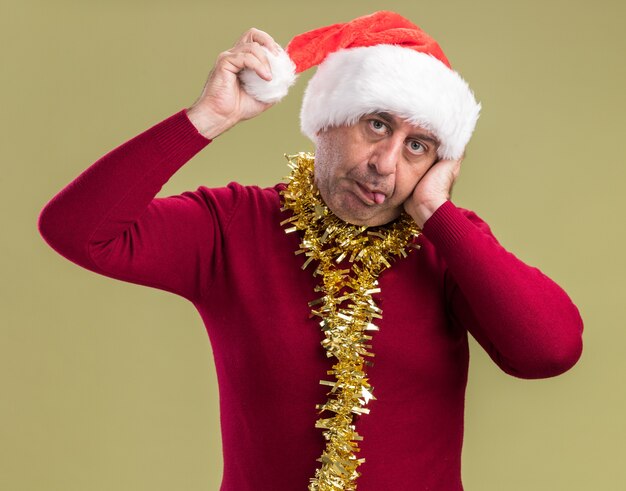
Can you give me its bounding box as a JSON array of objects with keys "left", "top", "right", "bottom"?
[{"left": 355, "top": 182, "right": 387, "bottom": 205}]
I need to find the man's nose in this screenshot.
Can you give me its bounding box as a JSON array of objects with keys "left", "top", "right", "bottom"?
[{"left": 368, "top": 137, "right": 402, "bottom": 176}]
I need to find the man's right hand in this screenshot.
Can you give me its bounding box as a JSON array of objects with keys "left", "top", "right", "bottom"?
[{"left": 186, "top": 28, "right": 282, "bottom": 140}]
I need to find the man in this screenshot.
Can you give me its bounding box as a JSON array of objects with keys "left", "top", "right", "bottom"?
[{"left": 38, "top": 11, "right": 583, "bottom": 491}]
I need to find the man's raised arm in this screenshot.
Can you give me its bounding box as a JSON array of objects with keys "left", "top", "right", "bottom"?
[{"left": 37, "top": 29, "right": 280, "bottom": 302}]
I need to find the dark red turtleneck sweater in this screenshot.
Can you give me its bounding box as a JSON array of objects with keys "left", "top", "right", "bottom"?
[{"left": 38, "top": 109, "right": 583, "bottom": 490}]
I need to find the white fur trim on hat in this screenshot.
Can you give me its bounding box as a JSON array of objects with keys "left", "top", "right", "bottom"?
[
  {"left": 300, "top": 45, "right": 481, "bottom": 160},
  {"left": 239, "top": 47, "right": 297, "bottom": 104}
]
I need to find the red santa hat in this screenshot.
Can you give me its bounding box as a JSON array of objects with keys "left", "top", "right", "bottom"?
[{"left": 239, "top": 11, "right": 480, "bottom": 160}]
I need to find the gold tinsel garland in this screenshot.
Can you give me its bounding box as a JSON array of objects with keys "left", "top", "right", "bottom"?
[{"left": 279, "top": 152, "right": 421, "bottom": 490}]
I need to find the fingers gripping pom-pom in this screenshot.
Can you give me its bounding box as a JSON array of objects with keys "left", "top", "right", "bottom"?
[{"left": 239, "top": 47, "right": 297, "bottom": 104}]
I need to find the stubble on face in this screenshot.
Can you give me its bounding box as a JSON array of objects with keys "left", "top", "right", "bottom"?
[
  {"left": 313, "top": 115, "right": 440, "bottom": 227},
  {"left": 313, "top": 124, "right": 399, "bottom": 226}
]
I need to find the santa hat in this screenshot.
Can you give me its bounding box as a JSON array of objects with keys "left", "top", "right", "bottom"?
[{"left": 239, "top": 11, "right": 480, "bottom": 160}]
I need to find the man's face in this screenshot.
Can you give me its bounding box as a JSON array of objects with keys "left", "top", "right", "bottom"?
[{"left": 314, "top": 112, "right": 439, "bottom": 226}]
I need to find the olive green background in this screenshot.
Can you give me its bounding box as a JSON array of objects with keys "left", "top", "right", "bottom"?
[{"left": 2, "top": 0, "right": 625, "bottom": 489}]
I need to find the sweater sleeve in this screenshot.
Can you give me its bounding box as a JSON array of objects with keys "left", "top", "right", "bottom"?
[
  {"left": 422, "top": 200, "right": 584, "bottom": 379},
  {"left": 37, "top": 109, "right": 236, "bottom": 304}
]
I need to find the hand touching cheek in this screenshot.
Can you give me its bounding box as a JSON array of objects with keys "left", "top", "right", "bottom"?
[{"left": 403, "top": 158, "right": 462, "bottom": 228}]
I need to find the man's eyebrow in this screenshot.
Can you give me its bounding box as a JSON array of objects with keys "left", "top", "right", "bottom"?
[
  {"left": 376, "top": 112, "right": 395, "bottom": 125},
  {"left": 374, "top": 112, "right": 440, "bottom": 146}
]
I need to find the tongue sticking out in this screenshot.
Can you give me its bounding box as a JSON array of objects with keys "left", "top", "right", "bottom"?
[{"left": 373, "top": 192, "right": 386, "bottom": 204}]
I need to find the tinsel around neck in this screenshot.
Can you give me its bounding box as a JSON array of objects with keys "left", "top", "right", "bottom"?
[
  {"left": 279, "top": 152, "right": 421, "bottom": 490},
  {"left": 280, "top": 152, "right": 421, "bottom": 270}
]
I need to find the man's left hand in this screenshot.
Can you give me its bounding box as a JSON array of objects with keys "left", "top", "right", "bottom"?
[{"left": 403, "top": 157, "right": 462, "bottom": 228}]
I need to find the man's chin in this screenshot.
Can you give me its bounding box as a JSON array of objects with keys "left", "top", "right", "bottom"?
[
  {"left": 322, "top": 189, "right": 402, "bottom": 226},
  {"left": 332, "top": 207, "right": 402, "bottom": 227}
]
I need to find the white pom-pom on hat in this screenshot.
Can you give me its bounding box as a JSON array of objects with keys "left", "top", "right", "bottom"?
[{"left": 239, "top": 47, "right": 297, "bottom": 104}]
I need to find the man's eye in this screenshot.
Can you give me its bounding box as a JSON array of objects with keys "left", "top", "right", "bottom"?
[
  {"left": 369, "top": 120, "right": 387, "bottom": 133},
  {"left": 408, "top": 140, "right": 425, "bottom": 154}
]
